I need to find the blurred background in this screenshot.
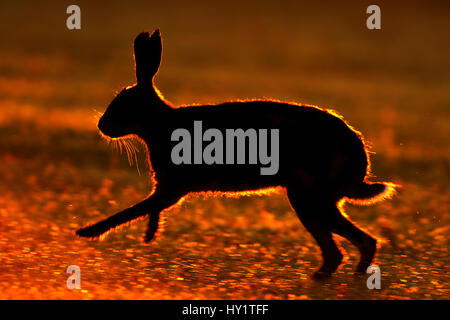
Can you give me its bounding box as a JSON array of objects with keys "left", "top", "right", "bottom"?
[{"left": 0, "top": 0, "right": 448, "bottom": 299}]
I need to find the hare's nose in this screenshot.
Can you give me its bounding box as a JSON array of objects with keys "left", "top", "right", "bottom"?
[{"left": 97, "top": 117, "right": 106, "bottom": 132}]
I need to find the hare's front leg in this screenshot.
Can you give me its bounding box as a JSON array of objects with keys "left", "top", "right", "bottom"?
[
  {"left": 76, "top": 186, "right": 183, "bottom": 240},
  {"left": 143, "top": 188, "right": 184, "bottom": 243}
]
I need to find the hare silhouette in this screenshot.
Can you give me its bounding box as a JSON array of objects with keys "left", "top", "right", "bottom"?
[{"left": 77, "top": 29, "right": 396, "bottom": 278}]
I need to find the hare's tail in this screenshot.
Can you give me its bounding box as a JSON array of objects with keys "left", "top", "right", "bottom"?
[{"left": 344, "top": 181, "right": 398, "bottom": 205}]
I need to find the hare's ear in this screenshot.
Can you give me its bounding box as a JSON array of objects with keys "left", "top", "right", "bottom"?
[{"left": 134, "top": 29, "right": 162, "bottom": 86}]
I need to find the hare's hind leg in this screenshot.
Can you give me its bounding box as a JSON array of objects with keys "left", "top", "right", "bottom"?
[
  {"left": 327, "top": 204, "right": 377, "bottom": 273},
  {"left": 286, "top": 186, "right": 343, "bottom": 279}
]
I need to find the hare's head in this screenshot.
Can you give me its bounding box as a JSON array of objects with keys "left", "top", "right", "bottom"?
[{"left": 98, "top": 29, "right": 166, "bottom": 138}]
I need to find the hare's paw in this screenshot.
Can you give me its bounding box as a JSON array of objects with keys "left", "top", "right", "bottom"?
[
  {"left": 76, "top": 223, "right": 104, "bottom": 238},
  {"left": 143, "top": 228, "right": 157, "bottom": 243},
  {"left": 355, "top": 237, "right": 377, "bottom": 273},
  {"left": 310, "top": 251, "right": 343, "bottom": 280}
]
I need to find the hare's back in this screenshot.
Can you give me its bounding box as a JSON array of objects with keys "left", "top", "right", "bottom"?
[{"left": 175, "top": 100, "right": 339, "bottom": 131}]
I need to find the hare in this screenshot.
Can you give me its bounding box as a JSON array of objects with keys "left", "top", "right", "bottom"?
[{"left": 76, "top": 29, "right": 396, "bottom": 278}]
